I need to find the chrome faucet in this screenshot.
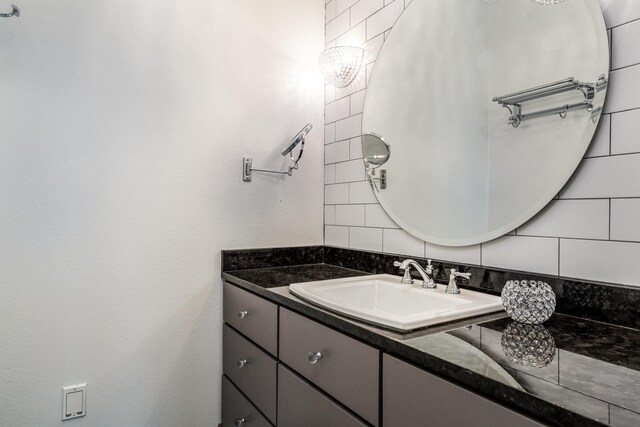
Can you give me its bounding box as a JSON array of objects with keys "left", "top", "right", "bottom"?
[
  {"left": 393, "top": 259, "right": 437, "bottom": 289},
  {"left": 446, "top": 269, "right": 471, "bottom": 294}
]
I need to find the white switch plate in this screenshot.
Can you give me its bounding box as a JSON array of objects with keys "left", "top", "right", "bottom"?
[{"left": 62, "top": 383, "right": 87, "bottom": 421}]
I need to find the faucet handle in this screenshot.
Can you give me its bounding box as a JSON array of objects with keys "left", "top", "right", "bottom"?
[
  {"left": 453, "top": 269, "right": 472, "bottom": 280},
  {"left": 446, "top": 269, "right": 471, "bottom": 294},
  {"left": 425, "top": 259, "right": 434, "bottom": 272}
]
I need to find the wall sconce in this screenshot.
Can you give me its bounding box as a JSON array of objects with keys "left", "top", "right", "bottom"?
[{"left": 319, "top": 46, "right": 364, "bottom": 88}]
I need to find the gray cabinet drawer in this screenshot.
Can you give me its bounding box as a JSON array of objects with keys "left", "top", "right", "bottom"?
[
  {"left": 383, "top": 354, "right": 547, "bottom": 427},
  {"left": 223, "top": 325, "right": 277, "bottom": 424},
  {"left": 277, "top": 365, "right": 368, "bottom": 427},
  {"left": 224, "top": 282, "right": 278, "bottom": 356},
  {"left": 222, "top": 375, "right": 273, "bottom": 427},
  {"left": 279, "top": 308, "right": 379, "bottom": 426}
]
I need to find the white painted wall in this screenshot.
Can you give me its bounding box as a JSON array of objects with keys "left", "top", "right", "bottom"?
[
  {"left": 0, "top": 1, "right": 324, "bottom": 426},
  {"left": 324, "top": 0, "right": 640, "bottom": 288}
]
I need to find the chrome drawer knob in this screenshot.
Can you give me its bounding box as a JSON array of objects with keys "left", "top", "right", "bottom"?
[
  {"left": 237, "top": 310, "right": 248, "bottom": 319},
  {"left": 308, "top": 351, "right": 323, "bottom": 365},
  {"left": 234, "top": 418, "right": 246, "bottom": 426},
  {"left": 237, "top": 359, "right": 248, "bottom": 369}
]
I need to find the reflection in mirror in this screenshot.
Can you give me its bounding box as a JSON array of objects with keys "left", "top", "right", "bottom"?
[
  {"left": 363, "top": 0, "right": 609, "bottom": 246},
  {"left": 363, "top": 133, "right": 390, "bottom": 191},
  {"left": 362, "top": 133, "right": 390, "bottom": 168},
  {"left": 501, "top": 322, "right": 556, "bottom": 368}
]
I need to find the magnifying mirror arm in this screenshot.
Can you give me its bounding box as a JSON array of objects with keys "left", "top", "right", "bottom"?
[{"left": 242, "top": 138, "right": 305, "bottom": 181}]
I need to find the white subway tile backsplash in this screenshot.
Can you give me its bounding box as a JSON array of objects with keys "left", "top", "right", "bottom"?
[
  {"left": 326, "top": 10, "right": 350, "bottom": 42},
  {"left": 363, "top": 34, "right": 385, "bottom": 64},
  {"left": 366, "top": 0, "right": 404, "bottom": 40},
  {"left": 325, "top": 97, "right": 350, "bottom": 124},
  {"left": 325, "top": 183, "right": 350, "bottom": 204},
  {"left": 585, "top": 114, "right": 610, "bottom": 158},
  {"left": 350, "top": 136, "right": 363, "bottom": 159},
  {"left": 598, "top": 0, "right": 640, "bottom": 29},
  {"left": 604, "top": 65, "right": 640, "bottom": 113},
  {"left": 335, "top": 114, "right": 362, "bottom": 140},
  {"left": 325, "top": 164, "right": 336, "bottom": 184},
  {"left": 325, "top": 205, "right": 336, "bottom": 225},
  {"left": 335, "top": 159, "right": 366, "bottom": 182},
  {"left": 351, "top": 0, "right": 384, "bottom": 26},
  {"left": 365, "top": 204, "right": 398, "bottom": 228},
  {"left": 611, "top": 108, "right": 640, "bottom": 154},
  {"left": 335, "top": 204, "right": 365, "bottom": 226},
  {"left": 482, "top": 236, "right": 559, "bottom": 276},
  {"left": 560, "top": 154, "right": 640, "bottom": 199},
  {"left": 560, "top": 239, "right": 640, "bottom": 287},
  {"left": 426, "top": 243, "right": 481, "bottom": 266},
  {"left": 349, "top": 180, "right": 378, "bottom": 204},
  {"left": 350, "top": 227, "right": 383, "bottom": 251},
  {"left": 325, "top": 140, "right": 350, "bottom": 164},
  {"left": 326, "top": 0, "right": 337, "bottom": 23},
  {"left": 517, "top": 200, "right": 610, "bottom": 240},
  {"left": 611, "top": 198, "right": 640, "bottom": 242},
  {"left": 322, "top": 0, "right": 640, "bottom": 286},
  {"left": 326, "top": 225, "right": 350, "bottom": 247},
  {"left": 350, "top": 90, "right": 367, "bottom": 116},
  {"left": 326, "top": 84, "right": 336, "bottom": 103},
  {"left": 337, "top": 21, "right": 366, "bottom": 47},
  {"left": 325, "top": 123, "right": 336, "bottom": 144},
  {"left": 383, "top": 229, "right": 424, "bottom": 258},
  {"left": 336, "top": 0, "right": 358, "bottom": 15},
  {"left": 612, "top": 19, "right": 640, "bottom": 69}
]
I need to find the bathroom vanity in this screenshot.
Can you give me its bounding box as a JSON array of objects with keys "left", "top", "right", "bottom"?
[
  {"left": 222, "top": 278, "right": 544, "bottom": 427},
  {"left": 219, "top": 246, "right": 640, "bottom": 427}
]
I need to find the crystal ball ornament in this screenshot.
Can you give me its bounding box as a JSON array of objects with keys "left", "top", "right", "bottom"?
[
  {"left": 501, "top": 322, "right": 556, "bottom": 368},
  {"left": 501, "top": 280, "right": 556, "bottom": 324}
]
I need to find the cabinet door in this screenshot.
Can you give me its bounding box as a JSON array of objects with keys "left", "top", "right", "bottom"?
[
  {"left": 277, "top": 365, "right": 368, "bottom": 427},
  {"left": 383, "top": 354, "right": 547, "bottom": 427},
  {"left": 222, "top": 376, "right": 272, "bottom": 427}
]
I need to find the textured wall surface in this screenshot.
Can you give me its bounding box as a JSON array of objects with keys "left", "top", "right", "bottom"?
[
  {"left": 324, "top": 0, "right": 640, "bottom": 287},
  {"left": 0, "top": 1, "right": 324, "bottom": 426}
]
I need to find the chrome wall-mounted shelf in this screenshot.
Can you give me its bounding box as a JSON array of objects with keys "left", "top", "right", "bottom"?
[
  {"left": 493, "top": 75, "right": 607, "bottom": 128},
  {"left": 1, "top": 4, "right": 19, "bottom": 18}
]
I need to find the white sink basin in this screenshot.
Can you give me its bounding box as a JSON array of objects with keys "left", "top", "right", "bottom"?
[{"left": 289, "top": 274, "right": 504, "bottom": 331}]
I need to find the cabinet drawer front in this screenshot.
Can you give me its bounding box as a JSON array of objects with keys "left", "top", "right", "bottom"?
[
  {"left": 222, "top": 376, "right": 273, "bottom": 427},
  {"left": 383, "top": 354, "right": 547, "bottom": 427},
  {"left": 277, "top": 365, "right": 368, "bottom": 427},
  {"left": 223, "top": 282, "right": 278, "bottom": 356},
  {"left": 223, "top": 325, "right": 277, "bottom": 424},
  {"left": 279, "top": 308, "right": 379, "bottom": 426}
]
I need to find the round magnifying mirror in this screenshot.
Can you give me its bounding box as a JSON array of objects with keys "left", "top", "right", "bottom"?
[{"left": 362, "top": 133, "right": 391, "bottom": 168}]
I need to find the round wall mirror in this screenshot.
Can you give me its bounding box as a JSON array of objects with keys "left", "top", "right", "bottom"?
[{"left": 362, "top": 0, "right": 609, "bottom": 247}]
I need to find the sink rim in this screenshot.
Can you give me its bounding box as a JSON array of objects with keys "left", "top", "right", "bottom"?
[{"left": 289, "top": 274, "right": 504, "bottom": 332}]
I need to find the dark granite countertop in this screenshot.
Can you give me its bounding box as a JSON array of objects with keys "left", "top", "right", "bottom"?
[{"left": 223, "top": 263, "right": 640, "bottom": 427}]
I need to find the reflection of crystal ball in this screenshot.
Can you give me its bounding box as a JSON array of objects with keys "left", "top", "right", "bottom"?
[
  {"left": 501, "top": 280, "right": 556, "bottom": 324},
  {"left": 501, "top": 322, "right": 556, "bottom": 368}
]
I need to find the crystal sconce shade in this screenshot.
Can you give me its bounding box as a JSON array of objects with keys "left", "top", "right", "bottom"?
[{"left": 319, "top": 46, "right": 364, "bottom": 88}]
